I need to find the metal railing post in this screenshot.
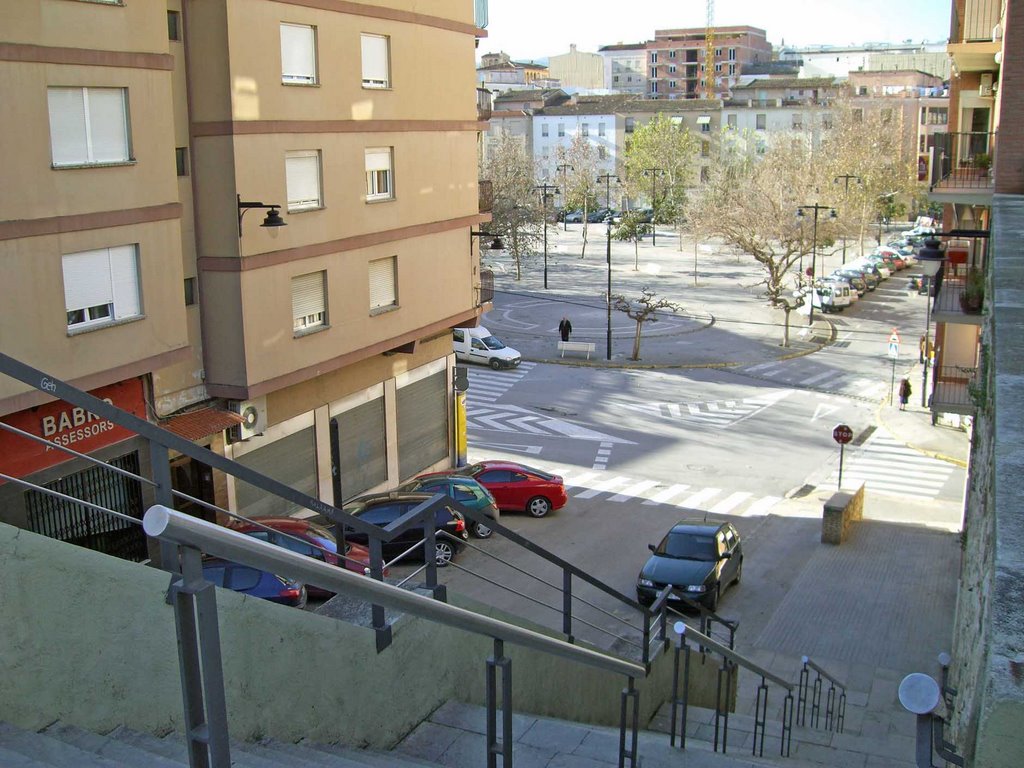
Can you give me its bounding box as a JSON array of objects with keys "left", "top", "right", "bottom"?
[
  {"left": 367, "top": 537, "right": 392, "bottom": 652},
  {"left": 669, "top": 635, "right": 691, "bottom": 749},
  {"left": 486, "top": 639, "right": 512, "bottom": 768},
  {"left": 797, "top": 659, "right": 809, "bottom": 727},
  {"left": 752, "top": 675, "right": 768, "bottom": 756},
  {"left": 811, "top": 673, "right": 823, "bottom": 728},
  {"left": 781, "top": 690, "right": 794, "bottom": 757},
  {"left": 148, "top": 442, "right": 179, "bottom": 571},
  {"left": 825, "top": 681, "right": 836, "bottom": 730},
  {"left": 713, "top": 657, "right": 733, "bottom": 753},
  {"left": 562, "top": 569, "right": 573, "bottom": 644},
  {"left": 424, "top": 523, "right": 446, "bottom": 602},
  {"left": 618, "top": 677, "right": 639, "bottom": 768},
  {"left": 170, "top": 546, "right": 231, "bottom": 768}
]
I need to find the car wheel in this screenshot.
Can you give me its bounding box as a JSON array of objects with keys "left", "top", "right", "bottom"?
[
  {"left": 526, "top": 496, "right": 552, "bottom": 517},
  {"left": 434, "top": 540, "right": 455, "bottom": 567},
  {"left": 472, "top": 521, "right": 493, "bottom": 539},
  {"left": 708, "top": 584, "right": 721, "bottom": 612},
  {"left": 489, "top": 359, "right": 502, "bottom": 370},
  {"left": 734, "top": 557, "right": 743, "bottom": 585}
]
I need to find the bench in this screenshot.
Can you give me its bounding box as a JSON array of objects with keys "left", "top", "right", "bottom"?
[{"left": 558, "top": 340, "right": 596, "bottom": 359}]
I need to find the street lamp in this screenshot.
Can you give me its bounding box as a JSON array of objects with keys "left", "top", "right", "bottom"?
[
  {"left": 237, "top": 195, "right": 287, "bottom": 237},
  {"left": 597, "top": 173, "right": 620, "bottom": 360},
  {"left": 833, "top": 174, "right": 861, "bottom": 264},
  {"left": 642, "top": 167, "right": 665, "bottom": 246},
  {"left": 534, "top": 183, "right": 560, "bottom": 289},
  {"left": 557, "top": 163, "right": 574, "bottom": 231},
  {"left": 916, "top": 237, "right": 945, "bottom": 408},
  {"left": 796, "top": 204, "right": 837, "bottom": 325}
]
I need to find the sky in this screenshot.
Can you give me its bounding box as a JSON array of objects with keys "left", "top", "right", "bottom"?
[{"left": 480, "top": 0, "right": 950, "bottom": 62}]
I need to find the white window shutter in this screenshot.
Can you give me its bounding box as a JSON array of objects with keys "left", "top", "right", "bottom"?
[
  {"left": 361, "top": 34, "right": 389, "bottom": 87},
  {"left": 88, "top": 88, "right": 129, "bottom": 162},
  {"left": 368, "top": 257, "right": 396, "bottom": 309},
  {"left": 292, "top": 271, "right": 325, "bottom": 327},
  {"left": 48, "top": 88, "right": 88, "bottom": 165},
  {"left": 281, "top": 24, "right": 316, "bottom": 83},
  {"left": 63, "top": 250, "right": 112, "bottom": 311},
  {"left": 365, "top": 148, "right": 391, "bottom": 172},
  {"left": 286, "top": 150, "right": 321, "bottom": 209},
  {"left": 109, "top": 245, "right": 140, "bottom": 318}
]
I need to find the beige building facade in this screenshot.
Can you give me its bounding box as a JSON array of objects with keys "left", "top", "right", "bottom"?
[{"left": 0, "top": 0, "right": 488, "bottom": 552}]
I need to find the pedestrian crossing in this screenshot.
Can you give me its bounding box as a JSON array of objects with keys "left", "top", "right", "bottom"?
[
  {"left": 612, "top": 390, "right": 793, "bottom": 428},
  {"left": 738, "top": 360, "right": 890, "bottom": 401},
  {"left": 465, "top": 362, "right": 537, "bottom": 405},
  {"left": 822, "top": 428, "right": 957, "bottom": 498}
]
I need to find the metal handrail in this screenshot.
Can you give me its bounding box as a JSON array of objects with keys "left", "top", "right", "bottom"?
[
  {"left": 804, "top": 658, "right": 846, "bottom": 690},
  {"left": 0, "top": 471, "right": 144, "bottom": 527},
  {"left": 798, "top": 656, "right": 847, "bottom": 733},
  {"left": 145, "top": 505, "right": 644, "bottom": 679},
  {"left": 678, "top": 624, "right": 792, "bottom": 690}
]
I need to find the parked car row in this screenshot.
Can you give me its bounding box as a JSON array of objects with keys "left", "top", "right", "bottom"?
[
  {"left": 208, "top": 460, "right": 570, "bottom": 606},
  {"left": 806, "top": 242, "right": 917, "bottom": 313}
]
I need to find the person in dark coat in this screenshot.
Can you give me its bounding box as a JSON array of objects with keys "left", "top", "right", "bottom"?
[
  {"left": 898, "top": 378, "right": 912, "bottom": 410},
  {"left": 558, "top": 317, "right": 573, "bottom": 342}
]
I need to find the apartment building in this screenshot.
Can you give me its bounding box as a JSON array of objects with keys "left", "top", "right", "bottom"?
[
  {"left": 0, "top": 0, "right": 487, "bottom": 559},
  {"left": 647, "top": 26, "right": 772, "bottom": 99},
  {"left": 547, "top": 44, "right": 605, "bottom": 90},
  {"left": 598, "top": 42, "right": 648, "bottom": 94}
]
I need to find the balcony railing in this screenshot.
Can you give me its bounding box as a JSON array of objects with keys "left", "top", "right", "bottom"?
[
  {"left": 478, "top": 268, "right": 494, "bottom": 305},
  {"left": 476, "top": 88, "right": 492, "bottom": 121},
  {"left": 478, "top": 179, "right": 493, "bottom": 213},
  {"left": 929, "top": 132, "right": 995, "bottom": 192},
  {"left": 931, "top": 365, "right": 978, "bottom": 416},
  {"left": 953, "top": 0, "right": 1001, "bottom": 42}
]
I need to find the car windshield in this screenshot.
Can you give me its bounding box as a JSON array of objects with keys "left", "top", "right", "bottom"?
[
  {"left": 481, "top": 335, "right": 505, "bottom": 350},
  {"left": 656, "top": 532, "right": 717, "bottom": 561}
]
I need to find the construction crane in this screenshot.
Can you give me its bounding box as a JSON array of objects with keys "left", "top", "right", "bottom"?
[{"left": 703, "top": 0, "right": 715, "bottom": 99}]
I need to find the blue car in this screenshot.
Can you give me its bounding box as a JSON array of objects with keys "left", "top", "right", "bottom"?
[{"left": 202, "top": 558, "right": 307, "bottom": 608}]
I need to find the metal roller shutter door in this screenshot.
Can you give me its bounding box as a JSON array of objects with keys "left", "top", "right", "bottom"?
[
  {"left": 234, "top": 427, "right": 317, "bottom": 518},
  {"left": 330, "top": 397, "right": 387, "bottom": 502},
  {"left": 397, "top": 371, "right": 447, "bottom": 479}
]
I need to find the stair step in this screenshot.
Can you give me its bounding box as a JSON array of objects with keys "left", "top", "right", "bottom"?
[
  {"left": 0, "top": 744, "right": 55, "bottom": 768},
  {"left": 231, "top": 737, "right": 358, "bottom": 767},
  {"left": 302, "top": 740, "right": 441, "bottom": 767},
  {"left": 0, "top": 723, "right": 124, "bottom": 768},
  {"left": 44, "top": 722, "right": 187, "bottom": 768},
  {"left": 105, "top": 727, "right": 189, "bottom": 763}
]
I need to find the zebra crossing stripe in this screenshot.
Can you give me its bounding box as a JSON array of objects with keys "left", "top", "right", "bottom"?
[
  {"left": 574, "top": 476, "right": 632, "bottom": 500},
  {"left": 743, "top": 496, "right": 782, "bottom": 516},
  {"left": 680, "top": 488, "right": 721, "bottom": 508},
  {"left": 803, "top": 370, "right": 839, "bottom": 385},
  {"left": 642, "top": 484, "right": 691, "bottom": 505},
  {"left": 564, "top": 471, "right": 599, "bottom": 488},
  {"left": 710, "top": 491, "right": 752, "bottom": 515},
  {"left": 608, "top": 479, "right": 660, "bottom": 502}
]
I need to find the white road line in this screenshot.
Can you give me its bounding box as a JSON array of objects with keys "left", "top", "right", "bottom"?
[
  {"left": 803, "top": 370, "right": 840, "bottom": 385},
  {"left": 679, "top": 487, "right": 721, "bottom": 508},
  {"left": 608, "top": 479, "right": 660, "bottom": 502},
  {"left": 642, "top": 484, "right": 691, "bottom": 505},
  {"left": 563, "top": 471, "right": 599, "bottom": 488},
  {"left": 710, "top": 491, "right": 752, "bottom": 515},
  {"left": 575, "top": 476, "right": 632, "bottom": 499},
  {"left": 743, "top": 496, "right": 782, "bottom": 516}
]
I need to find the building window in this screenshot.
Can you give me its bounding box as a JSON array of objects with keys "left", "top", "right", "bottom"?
[
  {"left": 728, "top": 63, "right": 736, "bottom": 75},
  {"left": 792, "top": 114, "right": 803, "bottom": 130},
  {"left": 369, "top": 256, "right": 397, "bottom": 311},
  {"left": 361, "top": 33, "right": 390, "bottom": 89},
  {"left": 715, "top": 63, "right": 722, "bottom": 73},
  {"left": 280, "top": 23, "right": 317, "bottom": 85},
  {"left": 858, "top": 86, "right": 868, "bottom": 96},
  {"left": 47, "top": 87, "right": 131, "bottom": 167},
  {"left": 175, "top": 147, "right": 188, "bottom": 176},
  {"left": 700, "top": 166, "right": 710, "bottom": 182},
  {"left": 63, "top": 245, "right": 140, "bottom": 330},
  {"left": 881, "top": 108, "right": 893, "bottom": 124},
  {"left": 625, "top": 117, "right": 635, "bottom": 133},
  {"left": 167, "top": 10, "right": 181, "bottom": 41},
  {"left": 822, "top": 113, "right": 833, "bottom": 129},
  {"left": 291, "top": 271, "right": 327, "bottom": 333},
  {"left": 650, "top": 67, "right": 657, "bottom": 79},
  {"left": 727, "top": 114, "right": 737, "bottom": 128},
  {"left": 286, "top": 149, "right": 323, "bottom": 211},
  {"left": 541, "top": 147, "right": 549, "bottom": 158},
  {"left": 698, "top": 115, "right": 711, "bottom": 132},
  {"left": 668, "top": 80, "right": 676, "bottom": 89},
  {"left": 582, "top": 123, "right": 589, "bottom": 137},
  {"left": 365, "top": 147, "right": 393, "bottom": 201},
  {"left": 598, "top": 122, "right": 606, "bottom": 137},
  {"left": 728, "top": 48, "right": 736, "bottom": 61},
  {"left": 558, "top": 123, "right": 565, "bottom": 137},
  {"left": 668, "top": 64, "right": 677, "bottom": 74},
  {"left": 756, "top": 113, "right": 766, "bottom": 130},
  {"left": 184, "top": 277, "right": 197, "bottom": 306},
  {"left": 542, "top": 123, "right": 549, "bottom": 137},
  {"left": 651, "top": 81, "right": 658, "bottom": 93},
  {"left": 715, "top": 48, "right": 722, "bottom": 57},
  {"left": 651, "top": 52, "right": 658, "bottom": 63}
]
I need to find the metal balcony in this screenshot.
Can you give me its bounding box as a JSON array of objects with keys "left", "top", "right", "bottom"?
[
  {"left": 478, "top": 179, "right": 493, "bottom": 214},
  {"left": 929, "top": 132, "right": 995, "bottom": 204},
  {"left": 931, "top": 365, "right": 978, "bottom": 416},
  {"left": 952, "top": 0, "right": 1001, "bottom": 42},
  {"left": 478, "top": 268, "right": 494, "bottom": 306}
]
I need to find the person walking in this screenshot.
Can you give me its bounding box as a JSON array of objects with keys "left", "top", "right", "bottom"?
[
  {"left": 898, "top": 378, "right": 912, "bottom": 410},
  {"left": 558, "top": 316, "right": 573, "bottom": 342}
]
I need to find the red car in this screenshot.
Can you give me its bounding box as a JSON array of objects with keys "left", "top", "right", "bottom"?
[
  {"left": 228, "top": 516, "right": 380, "bottom": 597},
  {"left": 422, "top": 461, "right": 567, "bottom": 518}
]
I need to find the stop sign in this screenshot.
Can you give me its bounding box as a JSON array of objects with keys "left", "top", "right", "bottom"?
[{"left": 833, "top": 424, "right": 853, "bottom": 444}]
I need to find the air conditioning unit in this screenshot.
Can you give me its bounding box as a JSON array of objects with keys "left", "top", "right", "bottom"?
[
  {"left": 233, "top": 396, "right": 267, "bottom": 441},
  {"left": 980, "top": 72, "right": 994, "bottom": 97}
]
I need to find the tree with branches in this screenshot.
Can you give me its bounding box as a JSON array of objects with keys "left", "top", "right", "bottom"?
[
  {"left": 611, "top": 287, "right": 682, "bottom": 360},
  {"left": 482, "top": 132, "right": 542, "bottom": 280},
  {"left": 613, "top": 211, "right": 653, "bottom": 270},
  {"left": 556, "top": 136, "right": 600, "bottom": 258}
]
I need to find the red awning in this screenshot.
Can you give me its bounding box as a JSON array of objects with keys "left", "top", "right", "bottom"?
[{"left": 161, "top": 407, "right": 243, "bottom": 441}]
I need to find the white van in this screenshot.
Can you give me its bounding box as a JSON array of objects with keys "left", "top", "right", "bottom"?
[
  {"left": 801, "top": 282, "right": 850, "bottom": 314},
  {"left": 453, "top": 327, "right": 521, "bottom": 369}
]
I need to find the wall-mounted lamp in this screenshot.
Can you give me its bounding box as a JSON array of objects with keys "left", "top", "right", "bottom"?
[
  {"left": 470, "top": 230, "right": 504, "bottom": 251},
  {"left": 237, "top": 194, "right": 287, "bottom": 237}
]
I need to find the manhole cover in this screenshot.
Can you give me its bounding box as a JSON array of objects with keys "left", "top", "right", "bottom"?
[
  {"left": 791, "top": 484, "right": 816, "bottom": 499},
  {"left": 852, "top": 425, "right": 875, "bottom": 446}
]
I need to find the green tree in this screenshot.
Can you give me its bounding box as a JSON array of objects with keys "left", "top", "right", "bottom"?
[
  {"left": 621, "top": 113, "right": 699, "bottom": 242},
  {"left": 611, "top": 287, "right": 682, "bottom": 361},
  {"left": 613, "top": 211, "right": 653, "bottom": 270},
  {"left": 482, "top": 132, "right": 542, "bottom": 280}
]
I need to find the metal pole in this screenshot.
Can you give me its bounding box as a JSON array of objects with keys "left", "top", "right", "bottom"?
[
  {"left": 606, "top": 219, "right": 613, "bottom": 361},
  {"left": 838, "top": 444, "right": 845, "bottom": 490},
  {"left": 809, "top": 209, "right": 818, "bottom": 326},
  {"left": 922, "top": 287, "right": 932, "bottom": 407},
  {"left": 651, "top": 173, "right": 657, "bottom": 246},
  {"left": 543, "top": 211, "right": 549, "bottom": 289}
]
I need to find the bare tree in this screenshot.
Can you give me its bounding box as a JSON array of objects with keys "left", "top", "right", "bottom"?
[
  {"left": 483, "top": 132, "right": 542, "bottom": 280},
  {"left": 556, "top": 136, "right": 599, "bottom": 258},
  {"left": 611, "top": 287, "right": 682, "bottom": 360},
  {"left": 613, "top": 211, "right": 653, "bottom": 270}
]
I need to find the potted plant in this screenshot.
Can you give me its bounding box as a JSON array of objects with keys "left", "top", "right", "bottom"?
[
  {"left": 974, "top": 153, "right": 992, "bottom": 177},
  {"left": 960, "top": 269, "right": 985, "bottom": 313}
]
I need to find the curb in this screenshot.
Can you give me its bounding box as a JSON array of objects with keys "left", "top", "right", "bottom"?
[{"left": 874, "top": 399, "right": 969, "bottom": 468}]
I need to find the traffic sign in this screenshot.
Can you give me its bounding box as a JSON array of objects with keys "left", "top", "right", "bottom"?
[
  {"left": 888, "top": 329, "right": 900, "bottom": 360},
  {"left": 832, "top": 424, "right": 853, "bottom": 444}
]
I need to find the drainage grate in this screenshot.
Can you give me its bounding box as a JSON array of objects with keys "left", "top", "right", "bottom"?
[
  {"left": 851, "top": 425, "right": 875, "bottom": 446},
  {"left": 832, "top": 341, "right": 851, "bottom": 348},
  {"left": 791, "top": 484, "right": 816, "bottom": 499}
]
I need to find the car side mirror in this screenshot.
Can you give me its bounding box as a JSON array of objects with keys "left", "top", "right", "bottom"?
[
  {"left": 648, "top": 543, "right": 657, "bottom": 553},
  {"left": 719, "top": 551, "right": 732, "bottom": 560}
]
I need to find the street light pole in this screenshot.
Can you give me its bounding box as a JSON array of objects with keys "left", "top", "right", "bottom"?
[
  {"left": 642, "top": 167, "right": 665, "bottom": 246},
  {"left": 797, "top": 203, "right": 837, "bottom": 326},
  {"left": 833, "top": 173, "right": 861, "bottom": 265},
  {"left": 597, "top": 173, "right": 619, "bottom": 361},
  {"left": 534, "top": 183, "right": 559, "bottom": 290},
  {"left": 916, "top": 238, "right": 945, "bottom": 408},
  {"left": 557, "top": 163, "right": 573, "bottom": 231}
]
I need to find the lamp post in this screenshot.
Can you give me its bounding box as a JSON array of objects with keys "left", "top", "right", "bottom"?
[
  {"left": 796, "top": 203, "right": 837, "bottom": 325},
  {"left": 833, "top": 174, "right": 861, "bottom": 264},
  {"left": 597, "top": 173, "right": 619, "bottom": 360},
  {"left": 557, "top": 163, "right": 574, "bottom": 231},
  {"left": 237, "top": 195, "right": 287, "bottom": 237},
  {"left": 534, "top": 183, "right": 560, "bottom": 289},
  {"left": 916, "top": 237, "right": 945, "bottom": 408},
  {"left": 642, "top": 167, "right": 665, "bottom": 246}
]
